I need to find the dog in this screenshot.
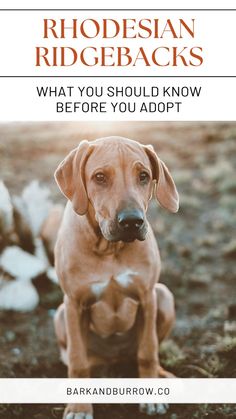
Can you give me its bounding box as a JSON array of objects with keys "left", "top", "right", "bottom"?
[{"left": 54, "top": 136, "right": 179, "bottom": 419}]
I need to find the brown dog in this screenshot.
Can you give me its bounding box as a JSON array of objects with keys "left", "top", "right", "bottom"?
[{"left": 54, "top": 136, "right": 179, "bottom": 419}]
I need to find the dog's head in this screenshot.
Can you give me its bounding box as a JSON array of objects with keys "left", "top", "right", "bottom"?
[{"left": 55, "top": 137, "right": 179, "bottom": 242}]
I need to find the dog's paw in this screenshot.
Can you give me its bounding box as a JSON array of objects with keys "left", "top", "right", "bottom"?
[
  {"left": 64, "top": 403, "right": 93, "bottom": 419},
  {"left": 139, "top": 403, "right": 169, "bottom": 416}
]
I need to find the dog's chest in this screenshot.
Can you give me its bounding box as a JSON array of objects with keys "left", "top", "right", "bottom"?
[{"left": 89, "top": 270, "right": 139, "bottom": 337}]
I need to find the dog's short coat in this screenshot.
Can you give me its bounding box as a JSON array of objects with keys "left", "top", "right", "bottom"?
[{"left": 54, "top": 137, "right": 179, "bottom": 419}]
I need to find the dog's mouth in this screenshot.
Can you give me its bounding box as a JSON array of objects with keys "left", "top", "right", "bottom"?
[
  {"left": 112, "top": 229, "right": 147, "bottom": 243},
  {"left": 100, "top": 220, "right": 148, "bottom": 243}
]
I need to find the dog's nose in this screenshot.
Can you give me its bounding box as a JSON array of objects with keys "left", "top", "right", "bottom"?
[{"left": 117, "top": 209, "right": 144, "bottom": 231}]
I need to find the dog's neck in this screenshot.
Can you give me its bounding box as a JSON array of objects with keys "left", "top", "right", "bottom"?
[
  {"left": 85, "top": 202, "right": 125, "bottom": 257},
  {"left": 93, "top": 237, "right": 125, "bottom": 257}
]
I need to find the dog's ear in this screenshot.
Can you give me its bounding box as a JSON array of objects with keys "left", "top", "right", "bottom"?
[
  {"left": 144, "top": 144, "right": 179, "bottom": 213},
  {"left": 54, "top": 140, "right": 91, "bottom": 215}
]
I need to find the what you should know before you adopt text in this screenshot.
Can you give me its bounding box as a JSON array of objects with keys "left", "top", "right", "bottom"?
[{"left": 36, "top": 84, "right": 202, "bottom": 114}]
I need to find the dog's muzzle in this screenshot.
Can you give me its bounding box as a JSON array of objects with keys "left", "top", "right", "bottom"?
[{"left": 100, "top": 208, "right": 148, "bottom": 243}]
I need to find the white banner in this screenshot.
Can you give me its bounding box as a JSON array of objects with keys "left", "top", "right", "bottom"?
[
  {"left": 0, "top": 10, "right": 235, "bottom": 77},
  {"left": 0, "top": 7, "right": 235, "bottom": 121},
  {"left": 0, "top": 6, "right": 236, "bottom": 77},
  {"left": 0, "top": 77, "right": 235, "bottom": 121},
  {"left": 0, "top": 378, "right": 235, "bottom": 404}
]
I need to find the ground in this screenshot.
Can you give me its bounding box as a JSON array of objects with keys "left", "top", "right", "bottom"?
[{"left": 0, "top": 122, "right": 236, "bottom": 418}]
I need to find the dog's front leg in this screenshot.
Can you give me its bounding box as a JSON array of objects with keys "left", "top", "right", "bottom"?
[
  {"left": 65, "top": 295, "right": 89, "bottom": 378},
  {"left": 138, "top": 288, "right": 159, "bottom": 378},
  {"left": 64, "top": 295, "right": 93, "bottom": 419},
  {"left": 138, "top": 289, "right": 169, "bottom": 416}
]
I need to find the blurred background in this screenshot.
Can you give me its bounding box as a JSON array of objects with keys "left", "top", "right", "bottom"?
[{"left": 0, "top": 122, "right": 236, "bottom": 419}]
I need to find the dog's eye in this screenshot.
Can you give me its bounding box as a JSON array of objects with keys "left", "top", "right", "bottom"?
[
  {"left": 139, "top": 171, "right": 150, "bottom": 184},
  {"left": 94, "top": 172, "right": 106, "bottom": 184}
]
